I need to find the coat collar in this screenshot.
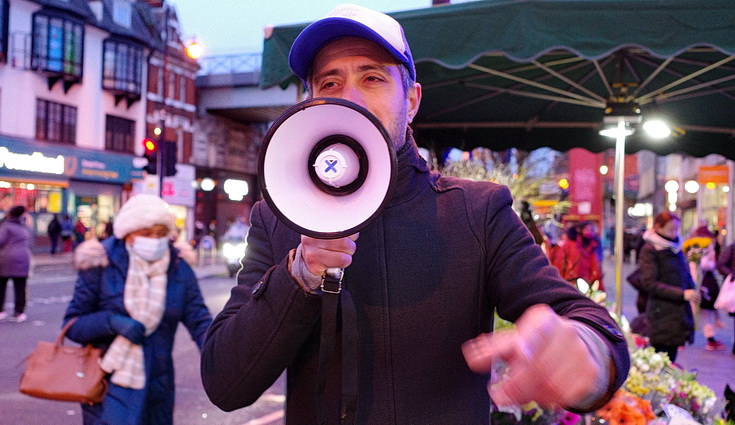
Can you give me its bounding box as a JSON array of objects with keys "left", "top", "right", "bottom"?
[
  {"left": 387, "top": 130, "right": 436, "bottom": 207},
  {"left": 643, "top": 229, "right": 681, "bottom": 253}
]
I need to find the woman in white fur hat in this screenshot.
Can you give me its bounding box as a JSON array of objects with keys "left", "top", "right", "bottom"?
[{"left": 62, "top": 194, "right": 212, "bottom": 425}]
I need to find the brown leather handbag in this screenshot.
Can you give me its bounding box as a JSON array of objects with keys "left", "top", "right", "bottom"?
[{"left": 19, "top": 318, "right": 108, "bottom": 404}]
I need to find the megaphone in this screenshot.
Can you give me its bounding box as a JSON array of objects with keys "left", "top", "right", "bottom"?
[{"left": 258, "top": 98, "right": 396, "bottom": 239}]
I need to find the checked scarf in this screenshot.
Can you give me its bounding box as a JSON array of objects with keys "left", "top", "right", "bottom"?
[{"left": 100, "top": 248, "right": 169, "bottom": 389}]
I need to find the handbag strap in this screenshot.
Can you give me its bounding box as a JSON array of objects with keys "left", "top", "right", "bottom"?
[
  {"left": 54, "top": 318, "right": 78, "bottom": 347},
  {"left": 15, "top": 317, "right": 79, "bottom": 369}
]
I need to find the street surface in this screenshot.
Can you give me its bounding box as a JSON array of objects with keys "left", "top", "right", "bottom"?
[
  {"left": 1, "top": 252, "right": 733, "bottom": 424},
  {"left": 0, "top": 256, "right": 286, "bottom": 425}
]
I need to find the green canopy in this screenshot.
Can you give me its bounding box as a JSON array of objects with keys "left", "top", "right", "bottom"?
[{"left": 261, "top": 0, "right": 735, "bottom": 158}]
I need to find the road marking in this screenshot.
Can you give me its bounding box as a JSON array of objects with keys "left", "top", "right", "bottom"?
[
  {"left": 26, "top": 295, "right": 72, "bottom": 307},
  {"left": 242, "top": 409, "right": 284, "bottom": 425}
]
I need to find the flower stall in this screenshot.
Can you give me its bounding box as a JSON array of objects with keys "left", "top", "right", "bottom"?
[{"left": 490, "top": 288, "right": 732, "bottom": 425}]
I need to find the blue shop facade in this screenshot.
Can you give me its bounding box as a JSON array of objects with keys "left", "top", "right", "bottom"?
[{"left": 0, "top": 135, "right": 143, "bottom": 251}]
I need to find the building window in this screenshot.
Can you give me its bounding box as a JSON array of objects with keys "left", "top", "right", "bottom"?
[
  {"left": 167, "top": 69, "right": 175, "bottom": 101},
  {"left": 31, "top": 13, "right": 84, "bottom": 79},
  {"left": 105, "top": 115, "right": 135, "bottom": 153},
  {"left": 102, "top": 39, "right": 143, "bottom": 96},
  {"left": 179, "top": 74, "right": 186, "bottom": 102},
  {"left": 0, "top": 0, "right": 8, "bottom": 63},
  {"left": 36, "top": 98, "right": 77, "bottom": 145},
  {"left": 158, "top": 66, "right": 164, "bottom": 96}
]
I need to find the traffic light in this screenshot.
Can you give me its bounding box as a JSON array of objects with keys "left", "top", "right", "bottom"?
[
  {"left": 143, "top": 138, "right": 157, "bottom": 174},
  {"left": 162, "top": 140, "right": 177, "bottom": 177}
]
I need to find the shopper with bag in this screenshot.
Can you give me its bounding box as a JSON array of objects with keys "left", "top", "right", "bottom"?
[
  {"left": 0, "top": 205, "right": 32, "bottom": 323},
  {"left": 63, "top": 194, "right": 212, "bottom": 425},
  {"left": 716, "top": 241, "right": 735, "bottom": 355},
  {"left": 637, "top": 212, "right": 700, "bottom": 362}
]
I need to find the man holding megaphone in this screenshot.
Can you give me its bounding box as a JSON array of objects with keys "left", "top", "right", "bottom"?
[{"left": 201, "top": 4, "right": 630, "bottom": 425}]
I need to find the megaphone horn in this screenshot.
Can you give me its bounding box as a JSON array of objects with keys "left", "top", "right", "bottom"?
[
  {"left": 308, "top": 134, "right": 369, "bottom": 196},
  {"left": 258, "top": 98, "right": 396, "bottom": 239}
]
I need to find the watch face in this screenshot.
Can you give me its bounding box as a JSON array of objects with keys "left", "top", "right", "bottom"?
[
  {"left": 324, "top": 267, "right": 344, "bottom": 281},
  {"left": 321, "top": 267, "right": 344, "bottom": 294}
]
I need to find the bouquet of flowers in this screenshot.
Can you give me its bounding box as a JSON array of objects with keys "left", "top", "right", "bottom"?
[
  {"left": 620, "top": 347, "right": 723, "bottom": 424},
  {"left": 683, "top": 237, "right": 713, "bottom": 265}
]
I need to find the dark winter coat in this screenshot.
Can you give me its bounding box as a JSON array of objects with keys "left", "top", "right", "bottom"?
[
  {"left": 64, "top": 237, "right": 212, "bottom": 425},
  {"left": 637, "top": 236, "right": 696, "bottom": 347},
  {"left": 201, "top": 137, "right": 630, "bottom": 425},
  {"left": 47, "top": 217, "right": 62, "bottom": 237},
  {"left": 0, "top": 218, "right": 31, "bottom": 277}
]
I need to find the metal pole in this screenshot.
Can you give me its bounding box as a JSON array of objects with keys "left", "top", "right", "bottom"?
[
  {"left": 158, "top": 116, "right": 166, "bottom": 196},
  {"left": 613, "top": 118, "right": 627, "bottom": 319},
  {"left": 728, "top": 160, "right": 734, "bottom": 246},
  {"left": 158, "top": 4, "right": 169, "bottom": 197}
]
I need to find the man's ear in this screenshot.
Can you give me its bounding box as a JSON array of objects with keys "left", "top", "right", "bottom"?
[{"left": 406, "top": 82, "right": 422, "bottom": 125}]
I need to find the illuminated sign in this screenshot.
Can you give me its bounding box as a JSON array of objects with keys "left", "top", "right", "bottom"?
[
  {"left": 698, "top": 165, "right": 729, "bottom": 184},
  {"left": 0, "top": 147, "right": 64, "bottom": 174},
  {"left": 224, "top": 179, "right": 249, "bottom": 201},
  {"left": 0, "top": 135, "right": 142, "bottom": 183}
]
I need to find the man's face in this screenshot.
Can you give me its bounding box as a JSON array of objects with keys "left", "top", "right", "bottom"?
[{"left": 310, "top": 37, "right": 421, "bottom": 150}]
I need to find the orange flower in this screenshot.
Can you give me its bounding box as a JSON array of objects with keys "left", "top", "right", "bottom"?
[{"left": 596, "top": 390, "right": 657, "bottom": 425}]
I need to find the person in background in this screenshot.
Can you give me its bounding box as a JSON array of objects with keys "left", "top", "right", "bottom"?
[
  {"left": 73, "top": 217, "right": 88, "bottom": 248},
  {"left": 60, "top": 214, "right": 74, "bottom": 252},
  {"left": 578, "top": 222, "right": 604, "bottom": 291},
  {"left": 684, "top": 221, "right": 724, "bottom": 351},
  {"left": 46, "top": 213, "right": 62, "bottom": 255},
  {"left": 637, "top": 211, "right": 701, "bottom": 362},
  {"left": 697, "top": 238, "right": 725, "bottom": 350},
  {"left": 201, "top": 5, "right": 629, "bottom": 424},
  {"left": 547, "top": 228, "right": 581, "bottom": 283},
  {"left": 0, "top": 206, "right": 32, "bottom": 322},
  {"left": 520, "top": 200, "right": 544, "bottom": 245},
  {"left": 221, "top": 216, "right": 250, "bottom": 242},
  {"left": 63, "top": 194, "right": 212, "bottom": 425},
  {"left": 716, "top": 238, "right": 735, "bottom": 355}
]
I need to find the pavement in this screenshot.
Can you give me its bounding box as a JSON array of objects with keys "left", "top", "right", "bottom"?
[
  {"left": 28, "top": 248, "right": 228, "bottom": 284},
  {"left": 23, "top": 248, "right": 735, "bottom": 400}
]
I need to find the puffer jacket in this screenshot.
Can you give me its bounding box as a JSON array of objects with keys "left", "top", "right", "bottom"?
[
  {"left": 637, "top": 229, "right": 695, "bottom": 347},
  {"left": 0, "top": 217, "right": 31, "bottom": 277},
  {"left": 201, "top": 136, "right": 630, "bottom": 425},
  {"left": 64, "top": 237, "right": 212, "bottom": 425}
]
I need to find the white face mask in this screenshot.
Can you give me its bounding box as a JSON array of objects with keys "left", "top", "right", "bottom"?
[{"left": 131, "top": 236, "right": 169, "bottom": 262}]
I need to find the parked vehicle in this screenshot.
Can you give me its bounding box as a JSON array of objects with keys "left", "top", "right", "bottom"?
[{"left": 222, "top": 239, "right": 247, "bottom": 277}]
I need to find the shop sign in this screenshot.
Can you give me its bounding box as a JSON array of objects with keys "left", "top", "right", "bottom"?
[
  {"left": 698, "top": 165, "right": 729, "bottom": 184},
  {"left": 162, "top": 164, "right": 195, "bottom": 207},
  {"left": 0, "top": 147, "right": 64, "bottom": 174},
  {"left": 0, "top": 135, "right": 144, "bottom": 183}
]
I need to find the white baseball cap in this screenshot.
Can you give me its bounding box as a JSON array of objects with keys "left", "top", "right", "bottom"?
[{"left": 288, "top": 4, "right": 416, "bottom": 84}]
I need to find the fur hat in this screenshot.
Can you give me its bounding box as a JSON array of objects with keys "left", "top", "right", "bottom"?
[{"left": 113, "top": 194, "right": 176, "bottom": 239}]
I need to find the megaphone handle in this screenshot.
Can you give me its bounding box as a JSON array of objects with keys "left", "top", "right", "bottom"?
[{"left": 321, "top": 267, "right": 345, "bottom": 294}]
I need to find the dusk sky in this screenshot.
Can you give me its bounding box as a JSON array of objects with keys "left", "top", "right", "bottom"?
[{"left": 170, "top": 1, "right": 473, "bottom": 57}]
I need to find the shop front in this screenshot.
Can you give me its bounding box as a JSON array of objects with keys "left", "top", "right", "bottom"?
[
  {"left": 0, "top": 134, "right": 143, "bottom": 251},
  {"left": 193, "top": 168, "right": 257, "bottom": 247}
]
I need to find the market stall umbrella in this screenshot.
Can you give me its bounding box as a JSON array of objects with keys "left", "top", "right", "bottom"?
[
  {"left": 260, "top": 0, "right": 735, "bottom": 313},
  {"left": 261, "top": 0, "right": 735, "bottom": 157}
]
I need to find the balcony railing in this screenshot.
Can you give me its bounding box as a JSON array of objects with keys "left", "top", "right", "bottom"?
[{"left": 197, "top": 52, "right": 261, "bottom": 76}]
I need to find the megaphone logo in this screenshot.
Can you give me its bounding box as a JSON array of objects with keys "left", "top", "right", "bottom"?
[{"left": 258, "top": 98, "right": 396, "bottom": 239}]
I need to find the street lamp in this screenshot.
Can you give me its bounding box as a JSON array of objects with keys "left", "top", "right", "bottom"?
[
  {"left": 598, "top": 103, "right": 674, "bottom": 317},
  {"left": 599, "top": 102, "right": 643, "bottom": 317},
  {"left": 185, "top": 39, "right": 203, "bottom": 59}
]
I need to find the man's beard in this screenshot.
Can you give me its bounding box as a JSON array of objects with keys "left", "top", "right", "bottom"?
[{"left": 389, "top": 99, "right": 409, "bottom": 151}]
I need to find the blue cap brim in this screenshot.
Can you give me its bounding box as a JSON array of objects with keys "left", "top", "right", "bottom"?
[{"left": 288, "top": 17, "right": 415, "bottom": 85}]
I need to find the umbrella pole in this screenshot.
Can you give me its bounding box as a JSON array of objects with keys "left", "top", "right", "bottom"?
[{"left": 613, "top": 119, "right": 627, "bottom": 319}]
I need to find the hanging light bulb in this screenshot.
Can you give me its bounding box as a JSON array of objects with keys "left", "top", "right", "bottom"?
[{"left": 642, "top": 119, "right": 671, "bottom": 138}]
